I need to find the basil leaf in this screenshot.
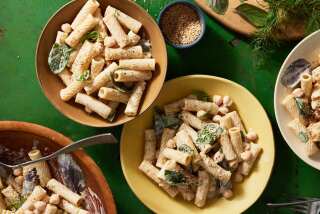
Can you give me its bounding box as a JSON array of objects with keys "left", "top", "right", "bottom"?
[
  {"left": 76, "top": 70, "right": 91, "bottom": 82},
  {"left": 164, "top": 170, "right": 186, "bottom": 186},
  {"left": 197, "top": 124, "right": 224, "bottom": 145},
  {"left": 295, "top": 98, "right": 313, "bottom": 117},
  {"left": 298, "top": 132, "right": 309, "bottom": 143},
  {"left": 206, "top": 0, "right": 229, "bottom": 15},
  {"left": 109, "top": 70, "right": 131, "bottom": 93},
  {"left": 192, "top": 90, "right": 212, "bottom": 102},
  {"left": 81, "top": 31, "right": 99, "bottom": 43},
  {"left": 178, "top": 144, "right": 194, "bottom": 154},
  {"left": 235, "top": 3, "right": 268, "bottom": 28},
  {"left": 153, "top": 107, "right": 181, "bottom": 137},
  {"left": 48, "top": 43, "right": 72, "bottom": 74}
]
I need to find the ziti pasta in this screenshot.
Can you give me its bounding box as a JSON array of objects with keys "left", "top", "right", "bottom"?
[
  {"left": 139, "top": 91, "right": 262, "bottom": 207},
  {"left": 48, "top": 1, "right": 156, "bottom": 121}
]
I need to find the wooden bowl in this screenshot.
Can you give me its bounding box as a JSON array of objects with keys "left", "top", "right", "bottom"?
[
  {"left": 0, "top": 121, "right": 116, "bottom": 214},
  {"left": 36, "top": 0, "right": 167, "bottom": 127}
]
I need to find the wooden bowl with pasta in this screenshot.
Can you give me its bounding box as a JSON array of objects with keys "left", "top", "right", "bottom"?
[
  {"left": 36, "top": 0, "right": 167, "bottom": 127},
  {"left": 0, "top": 121, "right": 116, "bottom": 213}
]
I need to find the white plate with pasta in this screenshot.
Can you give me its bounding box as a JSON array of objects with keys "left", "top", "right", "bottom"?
[
  {"left": 121, "top": 75, "right": 274, "bottom": 214},
  {"left": 275, "top": 29, "right": 320, "bottom": 170},
  {"left": 36, "top": 0, "right": 167, "bottom": 127}
]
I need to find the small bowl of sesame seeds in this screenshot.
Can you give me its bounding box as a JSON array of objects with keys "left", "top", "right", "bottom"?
[{"left": 158, "top": 0, "right": 206, "bottom": 49}]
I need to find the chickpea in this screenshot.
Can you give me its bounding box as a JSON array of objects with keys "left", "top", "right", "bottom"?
[
  {"left": 218, "top": 106, "right": 229, "bottom": 115},
  {"left": 61, "top": 23, "right": 72, "bottom": 34},
  {"left": 213, "top": 95, "right": 223, "bottom": 106},
  {"left": 240, "top": 151, "right": 252, "bottom": 161},
  {"left": 34, "top": 201, "right": 46, "bottom": 212},
  {"left": 234, "top": 172, "right": 244, "bottom": 183},
  {"left": 222, "top": 189, "right": 233, "bottom": 199},
  {"left": 223, "top": 96, "right": 233, "bottom": 107},
  {"left": 212, "top": 115, "right": 222, "bottom": 123},
  {"left": 13, "top": 168, "right": 22, "bottom": 176},
  {"left": 49, "top": 193, "right": 60, "bottom": 205},
  {"left": 246, "top": 129, "right": 258, "bottom": 142}
]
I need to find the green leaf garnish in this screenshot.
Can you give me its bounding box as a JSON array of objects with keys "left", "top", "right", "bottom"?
[
  {"left": 235, "top": 3, "right": 268, "bottom": 28},
  {"left": 153, "top": 107, "right": 181, "bottom": 137},
  {"left": 197, "top": 124, "right": 224, "bottom": 145},
  {"left": 191, "top": 90, "right": 212, "bottom": 102},
  {"left": 298, "top": 131, "right": 309, "bottom": 143},
  {"left": 178, "top": 144, "right": 194, "bottom": 154},
  {"left": 206, "top": 0, "right": 229, "bottom": 15},
  {"left": 48, "top": 43, "right": 72, "bottom": 74},
  {"left": 76, "top": 70, "right": 91, "bottom": 82},
  {"left": 164, "top": 170, "right": 186, "bottom": 185},
  {"left": 81, "top": 31, "right": 99, "bottom": 43},
  {"left": 295, "top": 98, "right": 313, "bottom": 117}
]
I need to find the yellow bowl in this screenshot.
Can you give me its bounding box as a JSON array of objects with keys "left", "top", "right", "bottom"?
[{"left": 120, "top": 75, "right": 275, "bottom": 214}]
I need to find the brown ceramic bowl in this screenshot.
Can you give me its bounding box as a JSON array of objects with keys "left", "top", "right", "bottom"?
[
  {"left": 0, "top": 121, "right": 116, "bottom": 213},
  {"left": 36, "top": 0, "right": 167, "bottom": 127}
]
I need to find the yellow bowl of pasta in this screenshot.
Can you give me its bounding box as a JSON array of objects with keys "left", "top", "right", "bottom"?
[{"left": 121, "top": 75, "right": 275, "bottom": 213}]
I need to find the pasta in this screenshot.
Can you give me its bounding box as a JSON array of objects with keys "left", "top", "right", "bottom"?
[
  {"left": 139, "top": 92, "right": 261, "bottom": 207},
  {"left": 48, "top": 3, "right": 156, "bottom": 121}
]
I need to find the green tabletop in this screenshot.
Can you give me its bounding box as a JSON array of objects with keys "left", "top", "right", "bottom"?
[{"left": 0, "top": 0, "right": 319, "bottom": 213}]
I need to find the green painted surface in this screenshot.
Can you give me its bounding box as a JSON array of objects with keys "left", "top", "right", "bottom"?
[{"left": 0, "top": 0, "right": 318, "bottom": 213}]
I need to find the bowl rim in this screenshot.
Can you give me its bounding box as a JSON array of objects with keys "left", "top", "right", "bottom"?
[
  {"left": 120, "top": 74, "right": 275, "bottom": 213},
  {"left": 0, "top": 120, "right": 117, "bottom": 214},
  {"left": 157, "top": 0, "right": 206, "bottom": 49},
  {"left": 274, "top": 29, "right": 320, "bottom": 170},
  {"left": 35, "top": 0, "right": 168, "bottom": 128}
]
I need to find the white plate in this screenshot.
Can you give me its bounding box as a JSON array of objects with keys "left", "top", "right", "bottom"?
[{"left": 274, "top": 30, "right": 320, "bottom": 170}]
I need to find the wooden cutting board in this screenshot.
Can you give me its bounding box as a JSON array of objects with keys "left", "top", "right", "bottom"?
[
  {"left": 195, "top": 0, "right": 304, "bottom": 39},
  {"left": 195, "top": 0, "right": 264, "bottom": 36}
]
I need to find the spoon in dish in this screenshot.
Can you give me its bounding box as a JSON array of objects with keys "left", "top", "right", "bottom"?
[{"left": 0, "top": 133, "right": 117, "bottom": 169}]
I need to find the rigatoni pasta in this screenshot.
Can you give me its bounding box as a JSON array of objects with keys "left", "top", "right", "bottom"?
[
  {"left": 48, "top": 3, "right": 157, "bottom": 122},
  {"left": 139, "top": 91, "right": 261, "bottom": 207}
]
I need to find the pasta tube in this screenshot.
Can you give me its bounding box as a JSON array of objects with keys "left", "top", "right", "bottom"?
[
  {"left": 229, "top": 127, "right": 244, "bottom": 157},
  {"left": 143, "top": 129, "right": 157, "bottom": 163},
  {"left": 75, "top": 93, "right": 112, "bottom": 119},
  {"left": 239, "top": 143, "right": 262, "bottom": 176},
  {"left": 67, "top": 47, "right": 80, "bottom": 68},
  {"left": 44, "top": 204, "right": 58, "bottom": 214},
  {"left": 139, "top": 161, "right": 179, "bottom": 198},
  {"left": 180, "top": 111, "right": 207, "bottom": 130},
  {"left": 0, "top": 194, "right": 5, "bottom": 209},
  {"left": 219, "top": 132, "right": 237, "bottom": 161},
  {"left": 60, "top": 80, "right": 85, "bottom": 101},
  {"left": 1, "top": 185, "right": 19, "bottom": 205},
  {"left": 178, "top": 185, "right": 195, "bottom": 202},
  {"left": 156, "top": 128, "right": 176, "bottom": 168},
  {"left": 55, "top": 31, "right": 68, "bottom": 45},
  {"left": 94, "top": 8, "right": 107, "bottom": 40},
  {"left": 301, "top": 73, "right": 313, "bottom": 98},
  {"left": 306, "top": 140, "right": 319, "bottom": 157},
  {"left": 119, "top": 59, "right": 156, "bottom": 71},
  {"left": 103, "top": 14, "right": 130, "bottom": 48},
  {"left": 194, "top": 170, "right": 210, "bottom": 208},
  {"left": 27, "top": 149, "right": 52, "bottom": 187},
  {"left": 90, "top": 57, "right": 105, "bottom": 79},
  {"left": 183, "top": 99, "right": 219, "bottom": 115},
  {"left": 114, "top": 69, "right": 152, "bottom": 82},
  {"left": 176, "top": 130, "right": 200, "bottom": 164},
  {"left": 105, "top": 46, "right": 144, "bottom": 60},
  {"left": 58, "top": 69, "right": 72, "bottom": 86},
  {"left": 84, "top": 62, "right": 118, "bottom": 94},
  {"left": 65, "top": 14, "right": 99, "bottom": 48},
  {"left": 59, "top": 200, "right": 88, "bottom": 214},
  {"left": 105, "top": 6, "right": 142, "bottom": 33},
  {"left": 16, "top": 186, "right": 47, "bottom": 214},
  {"left": 128, "top": 31, "right": 141, "bottom": 46},
  {"left": 47, "top": 179, "right": 82, "bottom": 206},
  {"left": 200, "top": 153, "right": 231, "bottom": 183},
  {"left": 98, "top": 87, "right": 130, "bottom": 103},
  {"left": 124, "top": 81, "right": 146, "bottom": 116},
  {"left": 71, "top": 0, "right": 99, "bottom": 29},
  {"left": 219, "top": 114, "right": 233, "bottom": 129},
  {"left": 162, "top": 148, "right": 192, "bottom": 166},
  {"left": 164, "top": 99, "right": 185, "bottom": 115},
  {"left": 0, "top": 209, "right": 14, "bottom": 214},
  {"left": 282, "top": 95, "right": 307, "bottom": 125},
  {"left": 104, "top": 36, "right": 117, "bottom": 48}
]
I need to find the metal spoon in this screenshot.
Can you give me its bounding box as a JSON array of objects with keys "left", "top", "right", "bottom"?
[{"left": 0, "top": 133, "right": 117, "bottom": 169}]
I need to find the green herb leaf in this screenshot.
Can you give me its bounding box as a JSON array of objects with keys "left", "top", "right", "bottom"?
[
  {"left": 110, "top": 70, "right": 131, "bottom": 93},
  {"left": 81, "top": 31, "right": 99, "bottom": 43},
  {"left": 298, "top": 131, "right": 309, "bottom": 143},
  {"left": 164, "top": 170, "right": 186, "bottom": 185},
  {"left": 192, "top": 90, "right": 211, "bottom": 102},
  {"left": 178, "top": 144, "right": 194, "bottom": 154},
  {"left": 48, "top": 43, "right": 72, "bottom": 74},
  {"left": 235, "top": 3, "right": 268, "bottom": 28},
  {"left": 9, "top": 197, "right": 27, "bottom": 210},
  {"left": 76, "top": 70, "right": 91, "bottom": 82},
  {"left": 295, "top": 98, "right": 313, "bottom": 117},
  {"left": 206, "top": 0, "right": 229, "bottom": 15},
  {"left": 153, "top": 107, "right": 181, "bottom": 137},
  {"left": 197, "top": 124, "right": 224, "bottom": 145}
]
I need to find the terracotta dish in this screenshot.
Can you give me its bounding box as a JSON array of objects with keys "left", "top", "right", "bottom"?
[
  {"left": 0, "top": 121, "right": 116, "bottom": 213},
  {"left": 36, "top": 0, "right": 167, "bottom": 127}
]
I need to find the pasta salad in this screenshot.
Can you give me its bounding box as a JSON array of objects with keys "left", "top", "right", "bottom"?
[
  {"left": 0, "top": 145, "right": 105, "bottom": 214},
  {"left": 139, "top": 92, "right": 262, "bottom": 207},
  {"left": 48, "top": 0, "right": 156, "bottom": 121},
  {"left": 281, "top": 56, "right": 320, "bottom": 157}
]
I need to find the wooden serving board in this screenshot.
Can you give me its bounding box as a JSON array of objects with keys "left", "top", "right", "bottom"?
[{"left": 195, "top": 0, "right": 264, "bottom": 37}]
